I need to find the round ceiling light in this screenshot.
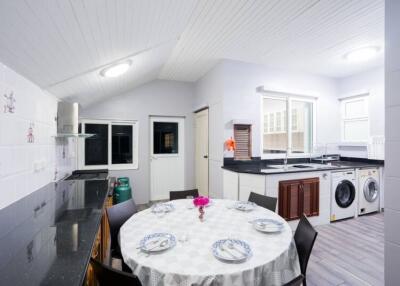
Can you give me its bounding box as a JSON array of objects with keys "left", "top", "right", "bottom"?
[
  {"left": 100, "top": 60, "right": 132, "bottom": 78},
  {"left": 343, "top": 46, "right": 380, "bottom": 62}
]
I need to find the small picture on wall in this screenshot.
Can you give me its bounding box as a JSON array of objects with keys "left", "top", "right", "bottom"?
[
  {"left": 27, "top": 122, "right": 34, "bottom": 143},
  {"left": 3, "top": 90, "right": 16, "bottom": 113}
]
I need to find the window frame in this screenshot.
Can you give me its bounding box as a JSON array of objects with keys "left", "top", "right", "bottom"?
[
  {"left": 340, "top": 94, "right": 370, "bottom": 143},
  {"left": 261, "top": 93, "right": 317, "bottom": 159},
  {"left": 78, "top": 119, "right": 139, "bottom": 170}
]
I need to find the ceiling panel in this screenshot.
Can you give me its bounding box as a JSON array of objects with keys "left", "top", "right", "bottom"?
[
  {"left": 0, "top": 0, "right": 197, "bottom": 105},
  {"left": 0, "top": 0, "right": 384, "bottom": 105},
  {"left": 160, "top": 0, "right": 384, "bottom": 80}
]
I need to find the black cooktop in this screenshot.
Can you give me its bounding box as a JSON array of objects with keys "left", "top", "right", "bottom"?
[{"left": 65, "top": 169, "right": 108, "bottom": 180}]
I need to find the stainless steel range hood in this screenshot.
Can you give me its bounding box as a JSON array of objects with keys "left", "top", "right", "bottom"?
[{"left": 55, "top": 102, "right": 93, "bottom": 138}]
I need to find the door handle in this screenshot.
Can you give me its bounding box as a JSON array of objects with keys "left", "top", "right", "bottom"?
[{"left": 203, "top": 155, "right": 208, "bottom": 159}]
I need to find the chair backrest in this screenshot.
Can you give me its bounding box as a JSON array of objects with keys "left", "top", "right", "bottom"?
[
  {"left": 283, "top": 274, "right": 304, "bottom": 286},
  {"left": 90, "top": 258, "right": 142, "bottom": 286},
  {"left": 294, "top": 214, "right": 318, "bottom": 276},
  {"left": 106, "top": 199, "right": 137, "bottom": 253},
  {"left": 169, "top": 189, "right": 199, "bottom": 200},
  {"left": 248, "top": 192, "right": 277, "bottom": 212}
]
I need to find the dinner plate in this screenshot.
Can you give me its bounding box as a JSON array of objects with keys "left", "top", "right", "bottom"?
[
  {"left": 139, "top": 233, "right": 176, "bottom": 253},
  {"left": 234, "top": 201, "right": 256, "bottom": 212},
  {"left": 151, "top": 203, "right": 175, "bottom": 213},
  {"left": 252, "top": 218, "right": 284, "bottom": 233},
  {"left": 212, "top": 239, "right": 252, "bottom": 263}
]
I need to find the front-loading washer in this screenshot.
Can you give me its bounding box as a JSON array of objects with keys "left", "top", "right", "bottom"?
[
  {"left": 358, "top": 168, "right": 380, "bottom": 215},
  {"left": 331, "top": 170, "right": 357, "bottom": 221}
]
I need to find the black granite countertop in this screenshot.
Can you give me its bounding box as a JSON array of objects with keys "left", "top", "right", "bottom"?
[
  {"left": 222, "top": 157, "right": 384, "bottom": 175},
  {"left": 0, "top": 179, "right": 110, "bottom": 286}
]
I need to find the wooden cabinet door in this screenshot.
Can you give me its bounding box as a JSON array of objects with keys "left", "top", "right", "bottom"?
[
  {"left": 279, "top": 177, "right": 319, "bottom": 221},
  {"left": 279, "top": 180, "right": 302, "bottom": 220},
  {"left": 302, "top": 178, "right": 319, "bottom": 217}
]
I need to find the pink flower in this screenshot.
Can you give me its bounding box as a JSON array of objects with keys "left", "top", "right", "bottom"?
[{"left": 193, "top": 196, "right": 210, "bottom": 207}]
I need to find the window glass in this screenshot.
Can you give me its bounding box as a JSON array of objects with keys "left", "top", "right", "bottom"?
[
  {"left": 341, "top": 96, "right": 369, "bottom": 142},
  {"left": 263, "top": 98, "right": 287, "bottom": 153},
  {"left": 343, "top": 120, "right": 368, "bottom": 141},
  {"left": 112, "top": 125, "right": 133, "bottom": 164},
  {"left": 85, "top": 124, "right": 108, "bottom": 165},
  {"left": 276, "top": 112, "right": 281, "bottom": 132},
  {"left": 291, "top": 100, "right": 313, "bottom": 154},
  {"left": 153, "top": 122, "right": 179, "bottom": 154}
]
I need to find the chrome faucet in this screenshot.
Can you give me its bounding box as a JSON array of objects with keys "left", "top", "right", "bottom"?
[{"left": 284, "top": 149, "right": 289, "bottom": 169}]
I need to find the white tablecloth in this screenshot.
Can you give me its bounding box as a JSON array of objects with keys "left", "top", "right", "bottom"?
[{"left": 120, "top": 199, "right": 300, "bottom": 286}]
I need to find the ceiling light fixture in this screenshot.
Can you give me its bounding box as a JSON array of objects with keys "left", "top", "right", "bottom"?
[
  {"left": 343, "top": 46, "right": 380, "bottom": 62},
  {"left": 100, "top": 60, "right": 132, "bottom": 78}
]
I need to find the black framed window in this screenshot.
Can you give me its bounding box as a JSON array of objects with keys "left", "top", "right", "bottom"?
[
  {"left": 84, "top": 124, "right": 108, "bottom": 165},
  {"left": 153, "top": 122, "right": 178, "bottom": 154},
  {"left": 112, "top": 125, "right": 133, "bottom": 164}
]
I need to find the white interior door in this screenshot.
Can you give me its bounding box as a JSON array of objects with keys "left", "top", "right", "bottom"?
[
  {"left": 195, "top": 109, "right": 209, "bottom": 196},
  {"left": 150, "top": 116, "right": 185, "bottom": 201}
]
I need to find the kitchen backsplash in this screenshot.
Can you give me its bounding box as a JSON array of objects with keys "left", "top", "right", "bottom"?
[{"left": 0, "top": 63, "right": 76, "bottom": 209}]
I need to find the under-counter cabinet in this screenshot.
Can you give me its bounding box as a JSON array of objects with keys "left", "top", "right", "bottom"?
[
  {"left": 85, "top": 195, "right": 113, "bottom": 286},
  {"left": 278, "top": 177, "right": 319, "bottom": 221},
  {"left": 238, "top": 173, "right": 266, "bottom": 201},
  {"left": 222, "top": 171, "right": 266, "bottom": 201}
]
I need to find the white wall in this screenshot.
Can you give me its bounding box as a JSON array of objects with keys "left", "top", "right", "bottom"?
[
  {"left": 194, "top": 64, "right": 225, "bottom": 198},
  {"left": 220, "top": 60, "right": 341, "bottom": 158},
  {"left": 385, "top": 1, "right": 400, "bottom": 285},
  {"left": 0, "top": 62, "right": 75, "bottom": 210},
  {"left": 81, "top": 80, "right": 195, "bottom": 204}
]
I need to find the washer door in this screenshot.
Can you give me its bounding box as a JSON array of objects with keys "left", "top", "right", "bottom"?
[
  {"left": 335, "top": 180, "right": 356, "bottom": 208},
  {"left": 364, "top": 178, "right": 379, "bottom": 202}
]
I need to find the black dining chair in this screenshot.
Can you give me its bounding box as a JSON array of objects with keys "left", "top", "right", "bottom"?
[
  {"left": 169, "top": 189, "right": 199, "bottom": 200},
  {"left": 90, "top": 257, "right": 142, "bottom": 286},
  {"left": 248, "top": 192, "right": 277, "bottom": 212},
  {"left": 294, "top": 215, "right": 318, "bottom": 286},
  {"left": 283, "top": 274, "right": 304, "bottom": 286},
  {"left": 106, "top": 199, "right": 138, "bottom": 272}
]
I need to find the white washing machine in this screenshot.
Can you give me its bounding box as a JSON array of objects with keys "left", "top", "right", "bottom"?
[
  {"left": 331, "top": 170, "right": 357, "bottom": 221},
  {"left": 358, "top": 168, "right": 380, "bottom": 215}
]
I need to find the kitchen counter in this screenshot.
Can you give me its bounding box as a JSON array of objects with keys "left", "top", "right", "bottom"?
[
  {"left": 0, "top": 179, "right": 110, "bottom": 286},
  {"left": 222, "top": 157, "right": 384, "bottom": 175}
]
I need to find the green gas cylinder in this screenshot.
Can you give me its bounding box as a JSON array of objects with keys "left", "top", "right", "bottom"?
[
  {"left": 113, "top": 177, "right": 132, "bottom": 204},
  {"left": 118, "top": 177, "right": 130, "bottom": 186}
]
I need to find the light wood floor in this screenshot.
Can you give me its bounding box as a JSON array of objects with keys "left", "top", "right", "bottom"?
[{"left": 307, "top": 213, "right": 384, "bottom": 286}]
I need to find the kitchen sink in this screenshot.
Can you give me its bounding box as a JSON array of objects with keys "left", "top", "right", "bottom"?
[{"left": 261, "top": 163, "right": 332, "bottom": 173}]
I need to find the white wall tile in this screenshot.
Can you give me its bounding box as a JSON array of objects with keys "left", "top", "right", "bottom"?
[
  {"left": 386, "top": 106, "right": 400, "bottom": 141},
  {"left": 0, "top": 62, "right": 75, "bottom": 210},
  {"left": 384, "top": 141, "right": 400, "bottom": 178},
  {"left": 386, "top": 0, "right": 400, "bottom": 73},
  {"left": 385, "top": 208, "right": 400, "bottom": 244},
  {"left": 385, "top": 70, "right": 400, "bottom": 107},
  {"left": 385, "top": 241, "right": 400, "bottom": 286},
  {"left": 384, "top": 175, "right": 400, "bottom": 211}
]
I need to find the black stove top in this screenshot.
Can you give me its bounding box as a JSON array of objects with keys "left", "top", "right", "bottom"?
[{"left": 65, "top": 169, "right": 109, "bottom": 180}]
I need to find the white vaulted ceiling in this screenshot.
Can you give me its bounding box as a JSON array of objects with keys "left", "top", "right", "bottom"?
[{"left": 0, "top": 0, "right": 384, "bottom": 105}]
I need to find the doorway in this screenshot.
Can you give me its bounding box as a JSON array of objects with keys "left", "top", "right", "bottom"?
[
  {"left": 150, "top": 116, "right": 185, "bottom": 201},
  {"left": 195, "top": 109, "right": 209, "bottom": 196}
]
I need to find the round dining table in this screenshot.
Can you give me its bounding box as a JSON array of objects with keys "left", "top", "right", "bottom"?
[{"left": 119, "top": 199, "right": 301, "bottom": 286}]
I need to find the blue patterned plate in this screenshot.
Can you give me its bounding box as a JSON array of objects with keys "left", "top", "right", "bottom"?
[
  {"left": 151, "top": 203, "right": 175, "bottom": 213},
  {"left": 212, "top": 239, "right": 252, "bottom": 263},
  {"left": 139, "top": 233, "right": 176, "bottom": 253},
  {"left": 252, "top": 218, "right": 284, "bottom": 233},
  {"left": 234, "top": 201, "right": 256, "bottom": 211}
]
